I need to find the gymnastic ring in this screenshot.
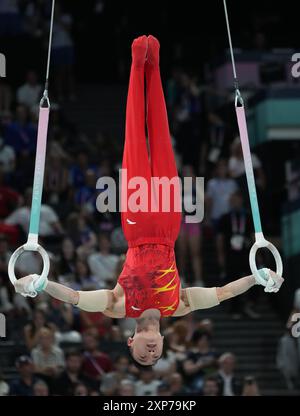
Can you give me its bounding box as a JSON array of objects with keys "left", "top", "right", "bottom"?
[
  {"left": 249, "top": 233, "right": 283, "bottom": 286},
  {"left": 8, "top": 241, "right": 50, "bottom": 298}
]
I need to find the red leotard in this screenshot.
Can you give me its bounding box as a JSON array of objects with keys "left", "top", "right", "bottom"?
[
  {"left": 118, "top": 37, "right": 181, "bottom": 318},
  {"left": 118, "top": 245, "right": 180, "bottom": 318}
]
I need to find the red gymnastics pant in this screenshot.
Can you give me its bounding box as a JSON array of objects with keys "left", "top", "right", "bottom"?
[{"left": 121, "top": 60, "right": 181, "bottom": 248}]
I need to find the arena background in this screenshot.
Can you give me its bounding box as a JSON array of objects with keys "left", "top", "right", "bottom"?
[{"left": 0, "top": 0, "right": 300, "bottom": 397}]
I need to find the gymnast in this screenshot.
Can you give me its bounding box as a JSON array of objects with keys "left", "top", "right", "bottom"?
[{"left": 13, "top": 35, "right": 284, "bottom": 366}]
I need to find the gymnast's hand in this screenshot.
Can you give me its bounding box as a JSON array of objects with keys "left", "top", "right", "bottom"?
[
  {"left": 256, "top": 268, "right": 284, "bottom": 293},
  {"left": 14, "top": 274, "right": 40, "bottom": 297}
]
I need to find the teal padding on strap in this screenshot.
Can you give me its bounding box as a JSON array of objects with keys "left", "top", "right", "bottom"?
[
  {"left": 247, "top": 179, "right": 263, "bottom": 234},
  {"left": 29, "top": 186, "right": 43, "bottom": 235}
]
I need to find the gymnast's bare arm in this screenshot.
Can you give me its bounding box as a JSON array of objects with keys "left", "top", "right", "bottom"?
[
  {"left": 174, "top": 271, "right": 280, "bottom": 317},
  {"left": 14, "top": 277, "right": 122, "bottom": 315},
  {"left": 44, "top": 281, "right": 127, "bottom": 316}
]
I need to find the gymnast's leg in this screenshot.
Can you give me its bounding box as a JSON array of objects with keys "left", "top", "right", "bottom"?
[
  {"left": 121, "top": 35, "right": 151, "bottom": 243},
  {"left": 145, "top": 35, "right": 181, "bottom": 241}
]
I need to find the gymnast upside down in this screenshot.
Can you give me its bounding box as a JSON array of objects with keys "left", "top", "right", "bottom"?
[{"left": 15, "top": 35, "right": 284, "bottom": 366}]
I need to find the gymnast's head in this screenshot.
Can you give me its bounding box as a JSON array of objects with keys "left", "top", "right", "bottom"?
[{"left": 127, "top": 309, "right": 164, "bottom": 366}]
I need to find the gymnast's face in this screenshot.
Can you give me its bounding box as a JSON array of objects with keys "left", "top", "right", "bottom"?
[{"left": 128, "top": 331, "right": 164, "bottom": 366}]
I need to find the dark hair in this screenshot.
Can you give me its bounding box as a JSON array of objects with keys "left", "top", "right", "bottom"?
[
  {"left": 244, "top": 375, "right": 256, "bottom": 385},
  {"left": 204, "top": 375, "right": 219, "bottom": 384},
  {"left": 0, "top": 234, "right": 7, "bottom": 242},
  {"left": 191, "top": 329, "right": 211, "bottom": 344},
  {"left": 232, "top": 189, "right": 244, "bottom": 199},
  {"left": 161, "top": 336, "right": 170, "bottom": 359},
  {"left": 114, "top": 354, "right": 129, "bottom": 364},
  {"left": 65, "top": 350, "right": 82, "bottom": 360},
  {"left": 29, "top": 310, "right": 47, "bottom": 337},
  {"left": 157, "top": 381, "right": 171, "bottom": 392},
  {"left": 74, "top": 258, "right": 91, "bottom": 283},
  {"left": 203, "top": 374, "right": 221, "bottom": 395}
]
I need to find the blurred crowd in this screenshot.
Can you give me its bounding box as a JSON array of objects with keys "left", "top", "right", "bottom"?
[
  {"left": 0, "top": 316, "right": 261, "bottom": 397},
  {"left": 0, "top": 0, "right": 298, "bottom": 397}
]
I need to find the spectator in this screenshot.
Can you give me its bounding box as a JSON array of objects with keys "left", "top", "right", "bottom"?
[
  {"left": 81, "top": 331, "right": 113, "bottom": 382},
  {"left": 197, "top": 318, "right": 214, "bottom": 337},
  {"left": 118, "top": 379, "right": 136, "bottom": 396},
  {"left": 202, "top": 375, "right": 220, "bottom": 396},
  {"left": 0, "top": 371, "right": 9, "bottom": 396},
  {"left": 100, "top": 373, "right": 119, "bottom": 396},
  {"left": 107, "top": 354, "right": 132, "bottom": 383},
  {"left": 166, "top": 320, "right": 189, "bottom": 357},
  {"left": 75, "top": 169, "right": 98, "bottom": 215},
  {"left": 33, "top": 379, "right": 49, "bottom": 396},
  {"left": 206, "top": 159, "right": 238, "bottom": 231},
  {"left": 241, "top": 375, "right": 260, "bottom": 396},
  {"left": 73, "top": 382, "right": 89, "bottom": 396},
  {"left": 89, "top": 389, "right": 101, "bottom": 396},
  {"left": 0, "top": 80, "right": 13, "bottom": 117},
  {"left": 88, "top": 233, "right": 119, "bottom": 288},
  {"left": 66, "top": 213, "right": 97, "bottom": 259},
  {"left": 202, "top": 84, "right": 228, "bottom": 173},
  {"left": 0, "top": 133, "right": 16, "bottom": 174},
  {"left": 16, "top": 71, "right": 42, "bottom": 110},
  {"left": 5, "top": 187, "right": 64, "bottom": 242},
  {"left": 10, "top": 292, "right": 32, "bottom": 328},
  {"left": 9, "top": 356, "right": 38, "bottom": 396},
  {"left": 31, "top": 327, "right": 65, "bottom": 379},
  {"left": 22, "top": 0, "right": 49, "bottom": 39},
  {"left": 71, "top": 259, "right": 100, "bottom": 291},
  {"left": 51, "top": 3, "right": 76, "bottom": 101},
  {"left": 58, "top": 237, "right": 76, "bottom": 278},
  {"left": 0, "top": 236, "right": 13, "bottom": 313},
  {"left": 0, "top": 0, "right": 22, "bottom": 37},
  {"left": 23, "top": 309, "right": 50, "bottom": 351},
  {"left": 0, "top": 167, "right": 20, "bottom": 219},
  {"left": 79, "top": 297, "right": 113, "bottom": 338},
  {"left": 183, "top": 330, "right": 218, "bottom": 393},
  {"left": 216, "top": 352, "right": 242, "bottom": 396},
  {"left": 177, "top": 165, "right": 203, "bottom": 286},
  {"left": 54, "top": 351, "right": 92, "bottom": 396},
  {"left": 0, "top": 277, "right": 12, "bottom": 314},
  {"left": 174, "top": 72, "right": 202, "bottom": 168},
  {"left": 135, "top": 368, "right": 161, "bottom": 396},
  {"left": 153, "top": 338, "right": 176, "bottom": 378},
  {"left": 44, "top": 153, "right": 70, "bottom": 206},
  {"left": 157, "top": 381, "right": 172, "bottom": 396},
  {"left": 168, "top": 373, "right": 189, "bottom": 396},
  {"left": 100, "top": 355, "right": 134, "bottom": 396},
  {"left": 69, "top": 152, "right": 93, "bottom": 189},
  {"left": 4, "top": 105, "right": 37, "bottom": 156},
  {"left": 276, "top": 288, "right": 300, "bottom": 390},
  {"left": 47, "top": 297, "right": 82, "bottom": 344}
]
